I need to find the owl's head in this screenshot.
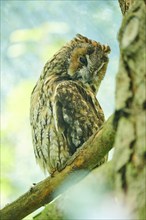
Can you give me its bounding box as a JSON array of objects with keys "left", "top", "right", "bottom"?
[
  {"left": 45, "top": 34, "right": 111, "bottom": 93},
  {"left": 68, "top": 34, "right": 111, "bottom": 93}
]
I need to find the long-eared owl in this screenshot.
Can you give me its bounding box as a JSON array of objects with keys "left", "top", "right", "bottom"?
[{"left": 30, "top": 34, "right": 110, "bottom": 174}]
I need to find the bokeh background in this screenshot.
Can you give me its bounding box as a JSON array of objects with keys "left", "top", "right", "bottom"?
[{"left": 1, "top": 0, "right": 122, "bottom": 214}]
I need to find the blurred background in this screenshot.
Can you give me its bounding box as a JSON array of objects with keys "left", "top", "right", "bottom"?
[{"left": 1, "top": 0, "right": 122, "bottom": 213}]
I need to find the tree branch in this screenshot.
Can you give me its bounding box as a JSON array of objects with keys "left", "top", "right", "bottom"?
[
  {"left": 34, "top": 161, "right": 114, "bottom": 220},
  {"left": 0, "top": 115, "right": 116, "bottom": 220}
]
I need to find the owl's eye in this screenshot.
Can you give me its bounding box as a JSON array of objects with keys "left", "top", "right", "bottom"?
[{"left": 79, "top": 56, "right": 87, "bottom": 66}]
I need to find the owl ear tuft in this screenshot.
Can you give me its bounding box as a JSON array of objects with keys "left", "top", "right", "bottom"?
[
  {"left": 75, "top": 34, "right": 90, "bottom": 43},
  {"left": 75, "top": 34, "right": 100, "bottom": 47},
  {"left": 75, "top": 33, "right": 85, "bottom": 40}
]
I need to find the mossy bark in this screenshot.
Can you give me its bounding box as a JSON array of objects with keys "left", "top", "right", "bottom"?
[{"left": 114, "top": 0, "right": 146, "bottom": 218}]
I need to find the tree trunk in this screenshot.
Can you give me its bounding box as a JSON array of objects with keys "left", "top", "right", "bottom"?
[{"left": 114, "top": 0, "right": 146, "bottom": 218}]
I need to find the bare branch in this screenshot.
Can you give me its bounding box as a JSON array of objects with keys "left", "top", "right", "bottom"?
[
  {"left": 34, "top": 161, "right": 114, "bottom": 220},
  {"left": 0, "top": 115, "right": 116, "bottom": 220}
]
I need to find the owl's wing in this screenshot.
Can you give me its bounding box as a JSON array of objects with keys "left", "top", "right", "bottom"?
[{"left": 53, "top": 80, "right": 104, "bottom": 155}]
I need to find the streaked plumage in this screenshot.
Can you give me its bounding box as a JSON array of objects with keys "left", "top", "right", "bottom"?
[{"left": 30, "top": 34, "right": 110, "bottom": 174}]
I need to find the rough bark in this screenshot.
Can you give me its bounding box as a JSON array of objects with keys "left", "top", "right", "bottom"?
[
  {"left": 114, "top": 0, "right": 146, "bottom": 218},
  {"left": 118, "top": 0, "right": 134, "bottom": 15}
]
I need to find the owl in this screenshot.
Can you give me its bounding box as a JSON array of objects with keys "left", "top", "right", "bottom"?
[{"left": 30, "top": 34, "right": 110, "bottom": 174}]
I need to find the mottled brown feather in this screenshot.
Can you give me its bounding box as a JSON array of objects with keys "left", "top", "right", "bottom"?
[{"left": 30, "top": 34, "right": 110, "bottom": 174}]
